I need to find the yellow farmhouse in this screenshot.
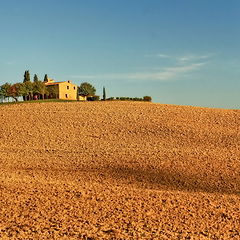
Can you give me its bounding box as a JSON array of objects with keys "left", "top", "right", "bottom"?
[{"left": 44, "top": 78, "right": 87, "bottom": 101}]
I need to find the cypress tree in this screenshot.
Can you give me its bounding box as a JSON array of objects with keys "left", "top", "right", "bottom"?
[
  {"left": 23, "top": 71, "right": 26, "bottom": 82},
  {"left": 103, "top": 86, "right": 106, "bottom": 101},
  {"left": 33, "top": 74, "right": 39, "bottom": 82},
  {"left": 44, "top": 74, "right": 48, "bottom": 82},
  {"left": 23, "top": 70, "right": 30, "bottom": 83}
]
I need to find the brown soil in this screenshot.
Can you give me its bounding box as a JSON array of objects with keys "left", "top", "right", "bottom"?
[{"left": 0, "top": 101, "right": 239, "bottom": 239}]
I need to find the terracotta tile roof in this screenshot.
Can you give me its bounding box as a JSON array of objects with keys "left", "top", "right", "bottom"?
[
  {"left": 45, "top": 81, "right": 77, "bottom": 86},
  {"left": 45, "top": 82, "right": 64, "bottom": 85}
]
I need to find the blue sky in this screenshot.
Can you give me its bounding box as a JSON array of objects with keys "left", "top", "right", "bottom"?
[{"left": 0, "top": 0, "right": 239, "bottom": 109}]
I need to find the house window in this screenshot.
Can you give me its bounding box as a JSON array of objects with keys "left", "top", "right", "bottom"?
[
  {"left": 67, "top": 86, "right": 69, "bottom": 90},
  {"left": 65, "top": 94, "right": 68, "bottom": 98}
]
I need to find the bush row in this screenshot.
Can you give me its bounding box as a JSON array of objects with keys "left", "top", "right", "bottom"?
[{"left": 105, "top": 96, "right": 152, "bottom": 102}]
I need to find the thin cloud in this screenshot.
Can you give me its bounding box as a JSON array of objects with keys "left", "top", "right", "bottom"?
[
  {"left": 146, "top": 53, "right": 213, "bottom": 63},
  {"left": 128, "top": 63, "right": 205, "bottom": 81},
  {"left": 178, "top": 54, "right": 213, "bottom": 63},
  {"left": 71, "top": 63, "right": 205, "bottom": 82},
  {"left": 145, "top": 53, "right": 172, "bottom": 58}
]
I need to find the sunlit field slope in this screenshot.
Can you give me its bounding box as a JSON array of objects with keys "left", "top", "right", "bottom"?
[{"left": 0, "top": 101, "right": 239, "bottom": 239}]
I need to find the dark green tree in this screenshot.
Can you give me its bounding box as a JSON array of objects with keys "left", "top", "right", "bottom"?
[
  {"left": 44, "top": 74, "right": 48, "bottom": 82},
  {"left": 0, "top": 87, "right": 3, "bottom": 102},
  {"left": 24, "top": 81, "right": 34, "bottom": 100},
  {"left": 79, "top": 82, "right": 96, "bottom": 96},
  {"left": 8, "top": 83, "right": 22, "bottom": 102},
  {"left": 103, "top": 86, "right": 106, "bottom": 101},
  {"left": 143, "top": 96, "right": 152, "bottom": 102},
  {"left": 23, "top": 70, "right": 31, "bottom": 100},
  {"left": 18, "top": 83, "right": 28, "bottom": 100},
  {"left": 0, "top": 83, "right": 11, "bottom": 102},
  {"left": 33, "top": 74, "right": 39, "bottom": 82},
  {"left": 46, "top": 85, "right": 58, "bottom": 99},
  {"left": 23, "top": 70, "right": 31, "bottom": 83},
  {"left": 33, "top": 80, "right": 46, "bottom": 100}
]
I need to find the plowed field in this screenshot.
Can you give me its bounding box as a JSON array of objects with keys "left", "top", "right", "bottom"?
[{"left": 0, "top": 101, "right": 239, "bottom": 239}]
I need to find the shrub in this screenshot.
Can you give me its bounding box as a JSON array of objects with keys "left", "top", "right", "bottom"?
[
  {"left": 114, "top": 96, "right": 151, "bottom": 102},
  {"left": 87, "top": 95, "right": 100, "bottom": 101},
  {"left": 143, "top": 96, "right": 152, "bottom": 102},
  {"left": 79, "top": 82, "right": 96, "bottom": 96},
  {"left": 107, "top": 97, "right": 114, "bottom": 101}
]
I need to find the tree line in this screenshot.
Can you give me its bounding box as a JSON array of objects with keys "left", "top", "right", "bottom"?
[
  {"left": 0, "top": 71, "right": 50, "bottom": 102},
  {"left": 0, "top": 71, "right": 99, "bottom": 103},
  {"left": 0, "top": 70, "right": 152, "bottom": 102}
]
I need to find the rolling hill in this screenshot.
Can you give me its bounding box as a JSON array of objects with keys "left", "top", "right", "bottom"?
[{"left": 0, "top": 101, "right": 239, "bottom": 239}]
